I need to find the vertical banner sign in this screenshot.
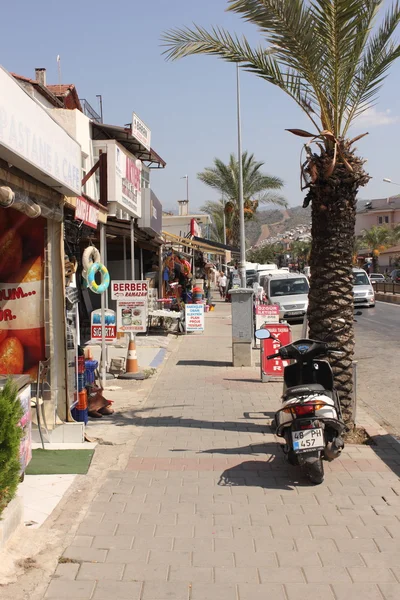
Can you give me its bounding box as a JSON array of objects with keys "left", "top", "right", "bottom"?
[
  {"left": 255, "top": 305, "right": 280, "bottom": 347},
  {"left": 261, "top": 323, "right": 292, "bottom": 382},
  {"left": 91, "top": 309, "right": 117, "bottom": 342},
  {"left": 185, "top": 304, "right": 205, "bottom": 332},
  {"left": 19, "top": 384, "right": 32, "bottom": 472},
  {"left": 112, "top": 280, "right": 148, "bottom": 334},
  {"left": 0, "top": 207, "right": 46, "bottom": 379}
]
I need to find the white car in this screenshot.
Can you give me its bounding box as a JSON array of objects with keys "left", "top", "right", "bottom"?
[
  {"left": 353, "top": 268, "right": 375, "bottom": 307},
  {"left": 261, "top": 272, "right": 309, "bottom": 321},
  {"left": 369, "top": 273, "right": 385, "bottom": 285}
]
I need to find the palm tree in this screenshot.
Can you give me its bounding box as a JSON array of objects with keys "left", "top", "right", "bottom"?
[
  {"left": 162, "top": 1, "right": 400, "bottom": 423},
  {"left": 201, "top": 199, "right": 226, "bottom": 243},
  {"left": 199, "top": 152, "right": 285, "bottom": 247},
  {"left": 361, "top": 226, "right": 391, "bottom": 272}
]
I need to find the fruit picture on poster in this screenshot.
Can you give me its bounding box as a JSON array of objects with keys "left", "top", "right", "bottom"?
[{"left": 0, "top": 207, "right": 46, "bottom": 379}]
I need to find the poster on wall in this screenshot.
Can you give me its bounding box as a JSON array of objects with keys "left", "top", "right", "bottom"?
[
  {"left": 91, "top": 309, "right": 117, "bottom": 341},
  {"left": 0, "top": 207, "right": 46, "bottom": 379},
  {"left": 185, "top": 304, "right": 205, "bottom": 332}
]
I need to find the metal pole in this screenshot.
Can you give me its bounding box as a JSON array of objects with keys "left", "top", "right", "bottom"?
[
  {"left": 123, "top": 236, "right": 127, "bottom": 280},
  {"left": 130, "top": 217, "right": 135, "bottom": 279},
  {"left": 222, "top": 194, "right": 227, "bottom": 246},
  {"left": 158, "top": 245, "right": 163, "bottom": 299},
  {"left": 236, "top": 63, "right": 246, "bottom": 288},
  {"left": 99, "top": 223, "right": 107, "bottom": 388},
  {"left": 140, "top": 247, "right": 144, "bottom": 280},
  {"left": 186, "top": 175, "right": 189, "bottom": 207}
]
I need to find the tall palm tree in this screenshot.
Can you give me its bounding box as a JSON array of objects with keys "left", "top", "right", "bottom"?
[
  {"left": 199, "top": 152, "right": 285, "bottom": 246},
  {"left": 162, "top": 1, "right": 400, "bottom": 423},
  {"left": 361, "top": 226, "right": 391, "bottom": 272}
]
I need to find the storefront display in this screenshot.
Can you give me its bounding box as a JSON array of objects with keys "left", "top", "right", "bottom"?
[{"left": 0, "top": 207, "right": 46, "bottom": 380}]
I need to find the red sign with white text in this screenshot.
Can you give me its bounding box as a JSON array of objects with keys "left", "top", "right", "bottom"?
[
  {"left": 75, "top": 196, "right": 99, "bottom": 229},
  {"left": 261, "top": 323, "right": 292, "bottom": 380}
]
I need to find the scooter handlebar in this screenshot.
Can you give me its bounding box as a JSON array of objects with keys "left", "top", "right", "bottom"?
[{"left": 266, "top": 353, "right": 280, "bottom": 360}]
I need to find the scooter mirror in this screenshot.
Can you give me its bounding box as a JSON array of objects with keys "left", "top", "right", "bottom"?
[{"left": 255, "top": 329, "right": 271, "bottom": 340}]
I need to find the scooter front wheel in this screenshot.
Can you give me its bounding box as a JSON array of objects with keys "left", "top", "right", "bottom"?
[{"left": 300, "top": 453, "right": 324, "bottom": 485}]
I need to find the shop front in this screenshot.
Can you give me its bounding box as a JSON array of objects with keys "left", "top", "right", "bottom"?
[{"left": 0, "top": 67, "right": 81, "bottom": 448}]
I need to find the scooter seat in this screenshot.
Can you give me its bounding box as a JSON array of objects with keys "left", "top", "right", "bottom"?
[{"left": 283, "top": 383, "right": 333, "bottom": 399}]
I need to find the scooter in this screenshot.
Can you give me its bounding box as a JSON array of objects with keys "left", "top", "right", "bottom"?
[{"left": 255, "top": 327, "right": 347, "bottom": 484}]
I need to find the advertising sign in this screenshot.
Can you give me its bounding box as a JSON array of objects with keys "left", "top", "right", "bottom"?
[
  {"left": 91, "top": 309, "right": 116, "bottom": 342},
  {"left": 0, "top": 207, "right": 46, "bottom": 380},
  {"left": 132, "top": 113, "right": 151, "bottom": 151},
  {"left": 138, "top": 189, "right": 162, "bottom": 235},
  {"left": 260, "top": 323, "right": 292, "bottom": 382},
  {"left": 185, "top": 304, "right": 205, "bottom": 332},
  {"left": 111, "top": 280, "right": 148, "bottom": 300},
  {"left": 117, "top": 300, "right": 147, "bottom": 334},
  {"left": 0, "top": 66, "right": 81, "bottom": 196},
  {"left": 75, "top": 196, "right": 99, "bottom": 229},
  {"left": 255, "top": 304, "right": 280, "bottom": 347},
  {"left": 115, "top": 144, "right": 142, "bottom": 218}
]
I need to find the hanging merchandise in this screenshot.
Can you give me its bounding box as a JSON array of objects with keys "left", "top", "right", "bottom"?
[
  {"left": 82, "top": 245, "right": 101, "bottom": 280},
  {"left": 87, "top": 262, "right": 110, "bottom": 294}
]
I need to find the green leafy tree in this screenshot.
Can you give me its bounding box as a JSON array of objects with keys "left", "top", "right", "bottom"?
[
  {"left": 247, "top": 242, "right": 283, "bottom": 264},
  {"left": 199, "top": 152, "right": 285, "bottom": 246},
  {"left": 290, "top": 240, "right": 311, "bottom": 271},
  {"left": 361, "top": 226, "right": 392, "bottom": 272},
  {"left": 0, "top": 380, "right": 23, "bottom": 516},
  {"left": 162, "top": 0, "right": 400, "bottom": 422}
]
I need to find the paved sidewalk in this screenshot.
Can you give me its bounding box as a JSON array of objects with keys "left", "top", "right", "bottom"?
[{"left": 45, "top": 301, "right": 400, "bottom": 600}]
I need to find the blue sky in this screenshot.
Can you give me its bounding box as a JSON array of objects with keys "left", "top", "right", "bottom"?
[{"left": 1, "top": 0, "right": 400, "bottom": 212}]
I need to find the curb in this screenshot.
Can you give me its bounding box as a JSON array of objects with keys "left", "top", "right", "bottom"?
[{"left": 0, "top": 497, "right": 23, "bottom": 551}]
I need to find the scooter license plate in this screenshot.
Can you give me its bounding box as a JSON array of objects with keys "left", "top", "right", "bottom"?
[{"left": 292, "top": 428, "right": 324, "bottom": 452}]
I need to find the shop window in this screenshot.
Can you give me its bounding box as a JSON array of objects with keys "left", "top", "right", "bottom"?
[{"left": 141, "top": 168, "right": 150, "bottom": 189}]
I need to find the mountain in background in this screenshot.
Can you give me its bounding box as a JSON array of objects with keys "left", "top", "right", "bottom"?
[{"left": 246, "top": 205, "right": 311, "bottom": 247}]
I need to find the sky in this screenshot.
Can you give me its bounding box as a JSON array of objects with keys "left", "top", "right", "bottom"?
[{"left": 1, "top": 0, "right": 400, "bottom": 213}]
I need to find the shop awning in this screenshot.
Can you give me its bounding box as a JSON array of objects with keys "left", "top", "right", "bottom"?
[
  {"left": 162, "top": 231, "right": 238, "bottom": 256},
  {"left": 92, "top": 122, "right": 166, "bottom": 169}
]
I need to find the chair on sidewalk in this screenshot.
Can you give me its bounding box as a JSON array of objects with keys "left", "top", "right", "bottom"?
[{"left": 30, "top": 358, "right": 51, "bottom": 450}]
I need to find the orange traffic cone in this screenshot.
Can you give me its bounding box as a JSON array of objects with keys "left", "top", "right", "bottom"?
[{"left": 119, "top": 333, "right": 145, "bottom": 380}]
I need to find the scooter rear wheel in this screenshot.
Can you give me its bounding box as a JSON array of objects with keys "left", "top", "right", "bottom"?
[{"left": 301, "top": 455, "right": 324, "bottom": 485}]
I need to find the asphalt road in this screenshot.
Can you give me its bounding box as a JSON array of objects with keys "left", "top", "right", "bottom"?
[{"left": 354, "top": 301, "right": 400, "bottom": 436}]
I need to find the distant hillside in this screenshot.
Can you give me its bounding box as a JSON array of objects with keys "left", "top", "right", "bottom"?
[{"left": 246, "top": 205, "right": 311, "bottom": 247}]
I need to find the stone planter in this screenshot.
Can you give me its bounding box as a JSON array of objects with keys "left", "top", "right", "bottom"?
[{"left": 0, "top": 496, "right": 23, "bottom": 550}]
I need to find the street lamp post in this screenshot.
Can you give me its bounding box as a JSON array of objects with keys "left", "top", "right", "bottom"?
[{"left": 236, "top": 63, "right": 246, "bottom": 288}]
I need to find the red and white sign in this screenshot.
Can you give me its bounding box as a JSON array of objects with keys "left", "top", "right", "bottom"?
[
  {"left": 132, "top": 113, "right": 151, "bottom": 151},
  {"left": 261, "top": 323, "right": 292, "bottom": 382},
  {"left": 90, "top": 309, "right": 116, "bottom": 342},
  {"left": 255, "top": 305, "right": 280, "bottom": 347},
  {"left": 190, "top": 218, "right": 200, "bottom": 237},
  {"left": 116, "top": 300, "right": 147, "bottom": 334},
  {"left": 111, "top": 280, "right": 149, "bottom": 300},
  {"left": 75, "top": 196, "right": 99, "bottom": 229}
]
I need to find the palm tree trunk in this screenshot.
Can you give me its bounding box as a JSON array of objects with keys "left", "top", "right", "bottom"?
[{"left": 305, "top": 150, "right": 369, "bottom": 425}]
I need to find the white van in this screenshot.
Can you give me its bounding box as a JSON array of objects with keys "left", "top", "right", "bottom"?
[
  {"left": 261, "top": 272, "right": 309, "bottom": 321},
  {"left": 352, "top": 268, "right": 375, "bottom": 307}
]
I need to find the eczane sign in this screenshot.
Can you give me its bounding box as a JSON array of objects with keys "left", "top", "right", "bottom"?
[{"left": 0, "top": 66, "right": 81, "bottom": 196}]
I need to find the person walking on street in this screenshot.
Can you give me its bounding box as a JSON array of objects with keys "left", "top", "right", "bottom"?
[{"left": 219, "top": 271, "right": 227, "bottom": 299}]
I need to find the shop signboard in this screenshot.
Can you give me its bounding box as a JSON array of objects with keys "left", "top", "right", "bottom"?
[
  {"left": 185, "top": 304, "right": 205, "bottom": 333},
  {"left": 75, "top": 196, "right": 99, "bottom": 229},
  {"left": 112, "top": 280, "right": 149, "bottom": 334},
  {"left": 0, "top": 207, "right": 46, "bottom": 379},
  {"left": 138, "top": 188, "right": 162, "bottom": 235},
  {"left": 116, "top": 300, "right": 147, "bottom": 334},
  {"left": 132, "top": 112, "right": 151, "bottom": 151},
  {"left": 255, "top": 305, "right": 280, "bottom": 348},
  {"left": 0, "top": 66, "right": 81, "bottom": 196},
  {"left": 111, "top": 280, "right": 148, "bottom": 300},
  {"left": 91, "top": 309, "right": 116, "bottom": 342},
  {"left": 260, "top": 323, "right": 292, "bottom": 382}
]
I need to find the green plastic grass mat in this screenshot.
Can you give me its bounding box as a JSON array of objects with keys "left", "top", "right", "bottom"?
[{"left": 26, "top": 449, "right": 95, "bottom": 475}]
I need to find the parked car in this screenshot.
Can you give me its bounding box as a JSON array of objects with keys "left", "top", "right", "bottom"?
[
  {"left": 261, "top": 272, "right": 309, "bottom": 321},
  {"left": 352, "top": 268, "right": 375, "bottom": 307},
  {"left": 369, "top": 273, "right": 385, "bottom": 285},
  {"left": 390, "top": 269, "right": 400, "bottom": 283}
]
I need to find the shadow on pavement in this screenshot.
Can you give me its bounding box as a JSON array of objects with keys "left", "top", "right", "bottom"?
[
  {"left": 176, "top": 360, "right": 232, "bottom": 367},
  {"left": 368, "top": 432, "right": 400, "bottom": 478},
  {"left": 217, "top": 460, "right": 311, "bottom": 490},
  {"left": 112, "top": 407, "right": 271, "bottom": 435}
]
